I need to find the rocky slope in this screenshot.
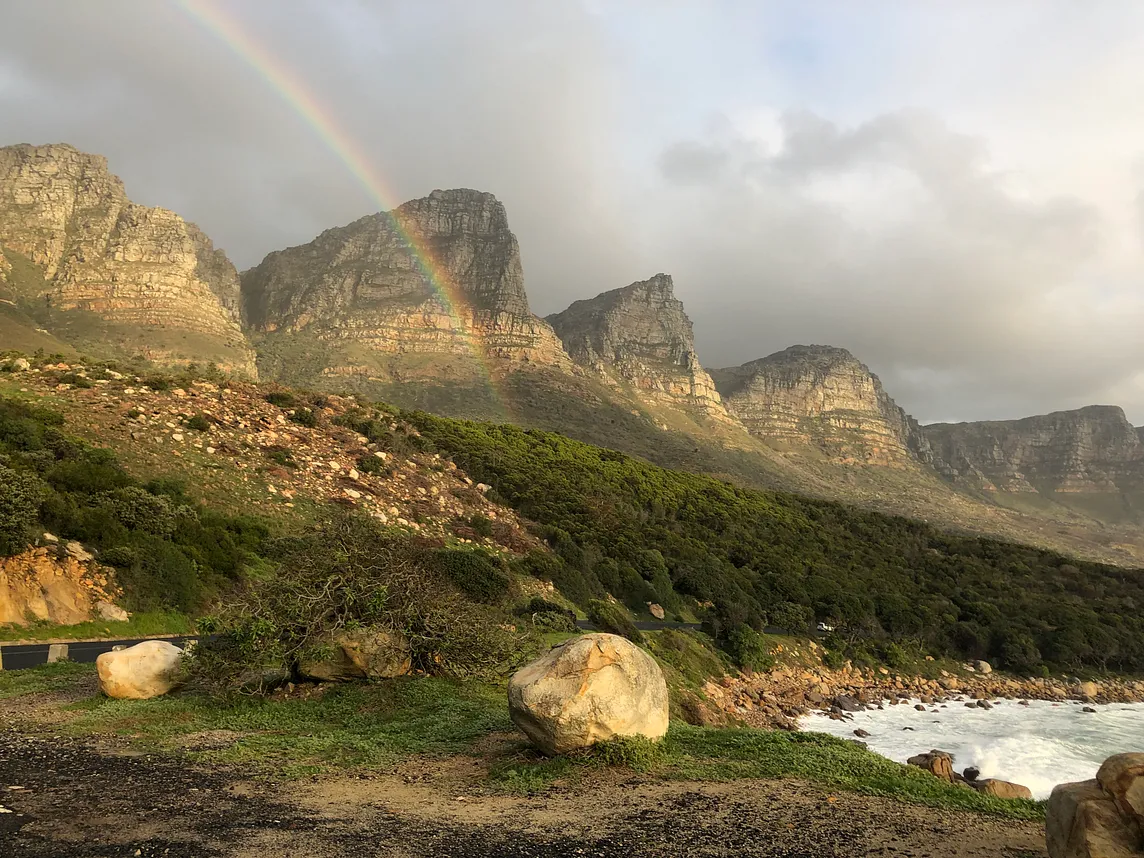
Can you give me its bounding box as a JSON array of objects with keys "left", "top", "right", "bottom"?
[
  {"left": 242, "top": 189, "right": 571, "bottom": 372},
  {"left": 923, "top": 405, "right": 1144, "bottom": 493},
  {"left": 545, "top": 274, "right": 726, "bottom": 416},
  {"left": 0, "top": 143, "right": 255, "bottom": 374},
  {"left": 710, "top": 345, "right": 933, "bottom": 467}
]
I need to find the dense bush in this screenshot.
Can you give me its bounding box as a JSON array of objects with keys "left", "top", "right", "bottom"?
[
  {"left": 264, "top": 390, "right": 296, "bottom": 408},
  {"left": 189, "top": 514, "right": 535, "bottom": 693},
  {"left": 514, "top": 596, "right": 577, "bottom": 632},
  {"left": 431, "top": 547, "right": 512, "bottom": 604},
  {"left": 288, "top": 408, "right": 318, "bottom": 428},
  {"left": 407, "top": 411, "right": 1144, "bottom": 674},
  {"left": 726, "top": 624, "right": 775, "bottom": 672},
  {"left": 0, "top": 396, "right": 267, "bottom": 611},
  {"left": 586, "top": 599, "right": 643, "bottom": 644}
]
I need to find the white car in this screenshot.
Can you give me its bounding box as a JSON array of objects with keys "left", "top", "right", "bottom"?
[{"left": 816, "top": 622, "right": 834, "bottom": 632}]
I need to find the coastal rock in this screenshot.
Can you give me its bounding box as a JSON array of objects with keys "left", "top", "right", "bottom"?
[
  {"left": 907, "top": 750, "right": 955, "bottom": 782},
  {"left": 296, "top": 628, "right": 412, "bottom": 682},
  {"left": 1096, "top": 753, "right": 1144, "bottom": 825},
  {"left": 974, "top": 660, "right": 993, "bottom": 674},
  {"left": 96, "top": 640, "right": 183, "bottom": 700},
  {"left": 711, "top": 345, "right": 934, "bottom": 467},
  {"left": 507, "top": 633, "right": 669, "bottom": 755},
  {"left": 974, "top": 779, "right": 1033, "bottom": 800},
  {"left": 0, "top": 143, "right": 255, "bottom": 375},
  {"left": 546, "top": 274, "right": 727, "bottom": 416},
  {"left": 242, "top": 189, "right": 571, "bottom": 370},
  {"left": 1047, "top": 779, "right": 1139, "bottom": 858}
]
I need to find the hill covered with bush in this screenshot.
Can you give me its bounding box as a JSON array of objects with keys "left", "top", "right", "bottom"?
[{"left": 408, "top": 412, "right": 1144, "bottom": 674}]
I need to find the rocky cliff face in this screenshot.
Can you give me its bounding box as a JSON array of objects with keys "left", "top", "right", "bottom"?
[
  {"left": 545, "top": 274, "right": 726, "bottom": 415},
  {"left": 711, "top": 345, "right": 933, "bottom": 466},
  {"left": 923, "top": 406, "right": 1144, "bottom": 493},
  {"left": 241, "top": 189, "right": 570, "bottom": 367},
  {"left": 0, "top": 143, "right": 254, "bottom": 373}
]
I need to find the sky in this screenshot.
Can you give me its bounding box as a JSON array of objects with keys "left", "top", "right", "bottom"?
[{"left": 3, "top": 0, "right": 1144, "bottom": 424}]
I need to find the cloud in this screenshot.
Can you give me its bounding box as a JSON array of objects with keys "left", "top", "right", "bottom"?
[
  {"left": 3, "top": 1, "right": 1144, "bottom": 423},
  {"left": 647, "top": 109, "right": 1144, "bottom": 422}
]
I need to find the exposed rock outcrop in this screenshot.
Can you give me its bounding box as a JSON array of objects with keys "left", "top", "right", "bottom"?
[
  {"left": 0, "top": 143, "right": 255, "bottom": 374},
  {"left": 0, "top": 544, "right": 122, "bottom": 627},
  {"left": 1047, "top": 754, "right": 1144, "bottom": 857},
  {"left": 924, "top": 406, "right": 1144, "bottom": 493},
  {"left": 242, "top": 189, "right": 571, "bottom": 367},
  {"left": 711, "top": 345, "right": 933, "bottom": 466},
  {"left": 507, "top": 633, "right": 669, "bottom": 755},
  {"left": 545, "top": 274, "right": 726, "bottom": 415}
]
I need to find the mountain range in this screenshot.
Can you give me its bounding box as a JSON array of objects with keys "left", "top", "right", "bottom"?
[{"left": 4, "top": 142, "right": 1144, "bottom": 565}]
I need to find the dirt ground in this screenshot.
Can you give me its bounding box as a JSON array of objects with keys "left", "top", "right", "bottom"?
[{"left": 0, "top": 727, "right": 1046, "bottom": 858}]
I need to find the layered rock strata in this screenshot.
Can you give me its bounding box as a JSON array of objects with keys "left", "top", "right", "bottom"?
[
  {"left": 545, "top": 274, "right": 726, "bottom": 415},
  {"left": 0, "top": 143, "right": 254, "bottom": 373},
  {"left": 923, "top": 405, "right": 1144, "bottom": 493},
  {"left": 241, "top": 189, "right": 570, "bottom": 367},
  {"left": 711, "top": 345, "right": 933, "bottom": 466}
]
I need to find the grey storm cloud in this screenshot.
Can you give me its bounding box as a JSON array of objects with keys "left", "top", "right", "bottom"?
[{"left": 2, "top": 1, "right": 1144, "bottom": 424}]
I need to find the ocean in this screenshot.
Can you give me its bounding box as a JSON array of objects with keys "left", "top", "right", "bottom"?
[{"left": 800, "top": 698, "right": 1144, "bottom": 799}]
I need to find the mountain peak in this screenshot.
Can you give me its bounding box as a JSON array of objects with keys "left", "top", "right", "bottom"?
[{"left": 546, "top": 275, "right": 725, "bottom": 415}]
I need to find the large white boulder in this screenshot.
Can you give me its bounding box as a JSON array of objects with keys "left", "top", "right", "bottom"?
[
  {"left": 96, "top": 640, "right": 183, "bottom": 699},
  {"left": 507, "top": 633, "right": 669, "bottom": 756}
]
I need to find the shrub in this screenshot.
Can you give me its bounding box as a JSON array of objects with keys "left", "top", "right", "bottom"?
[
  {"left": 587, "top": 599, "right": 643, "bottom": 644},
  {"left": 0, "top": 465, "right": 46, "bottom": 555},
  {"left": 432, "top": 547, "right": 511, "bottom": 603},
  {"left": 186, "top": 514, "right": 534, "bottom": 694},
  {"left": 264, "top": 391, "right": 296, "bottom": 408},
  {"left": 143, "top": 375, "right": 171, "bottom": 391},
  {"left": 467, "top": 514, "right": 494, "bottom": 538},
  {"left": 288, "top": 408, "right": 318, "bottom": 428},
  {"left": 514, "top": 596, "right": 577, "bottom": 632},
  {"left": 266, "top": 448, "right": 296, "bottom": 469},
  {"left": 185, "top": 413, "right": 211, "bottom": 432},
  {"left": 356, "top": 453, "right": 387, "bottom": 475},
  {"left": 726, "top": 624, "right": 775, "bottom": 672}
]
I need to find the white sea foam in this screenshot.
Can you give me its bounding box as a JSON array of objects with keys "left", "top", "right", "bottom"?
[{"left": 799, "top": 698, "right": 1144, "bottom": 799}]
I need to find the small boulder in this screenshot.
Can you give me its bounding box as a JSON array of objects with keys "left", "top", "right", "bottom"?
[
  {"left": 907, "top": 749, "right": 955, "bottom": 782},
  {"left": 12, "top": 357, "right": 30, "bottom": 371},
  {"left": 95, "top": 600, "right": 129, "bottom": 623},
  {"left": 974, "top": 779, "right": 1033, "bottom": 800},
  {"left": 647, "top": 603, "right": 666, "bottom": 621},
  {"left": 964, "top": 766, "right": 980, "bottom": 782},
  {"left": 65, "top": 541, "right": 94, "bottom": 562},
  {"left": 297, "top": 628, "right": 412, "bottom": 682},
  {"left": 96, "top": 640, "right": 183, "bottom": 699},
  {"left": 853, "top": 728, "right": 870, "bottom": 738},
  {"left": 507, "top": 633, "right": 668, "bottom": 755},
  {"left": 1079, "top": 681, "right": 1100, "bottom": 700},
  {"left": 833, "top": 694, "right": 863, "bottom": 712},
  {"left": 973, "top": 660, "right": 993, "bottom": 674}
]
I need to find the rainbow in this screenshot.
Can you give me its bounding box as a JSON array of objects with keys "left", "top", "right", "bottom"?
[{"left": 174, "top": 0, "right": 513, "bottom": 419}]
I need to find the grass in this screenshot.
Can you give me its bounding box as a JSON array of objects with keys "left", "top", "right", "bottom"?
[
  {"left": 0, "top": 610, "right": 195, "bottom": 643},
  {"left": 1, "top": 663, "right": 1043, "bottom": 819}
]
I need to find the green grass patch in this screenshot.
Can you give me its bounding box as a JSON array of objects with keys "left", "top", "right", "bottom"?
[
  {"left": 0, "top": 610, "right": 194, "bottom": 643},
  {"left": 0, "top": 660, "right": 92, "bottom": 698},
  {"left": 63, "top": 674, "right": 511, "bottom": 772}
]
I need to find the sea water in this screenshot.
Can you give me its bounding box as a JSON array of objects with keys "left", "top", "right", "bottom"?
[{"left": 799, "top": 698, "right": 1144, "bottom": 799}]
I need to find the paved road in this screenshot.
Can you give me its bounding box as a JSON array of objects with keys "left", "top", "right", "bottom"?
[{"left": 0, "top": 636, "right": 198, "bottom": 671}]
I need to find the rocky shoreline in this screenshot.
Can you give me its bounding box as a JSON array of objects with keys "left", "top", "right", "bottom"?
[{"left": 699, "top": 654, "right": 1144, "bottom": 730}]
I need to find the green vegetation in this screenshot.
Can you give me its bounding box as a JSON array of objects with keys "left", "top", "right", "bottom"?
[
  {"left": 407, "top": 412, "right": 1144, "bottom": 674},
  {"left": 3, "top": 662, "right": 1041, "bottom": 819},
  {"left": 0, "top": 395, "right": 269, "bottom": 612},
  {"left": 586, "top": 599, "right": 643, "bottom": 643},
  {"left": 189, "top": 515, "right": 534, "bottom": 693}
]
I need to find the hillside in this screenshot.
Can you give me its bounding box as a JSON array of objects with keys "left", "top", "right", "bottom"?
[
  {"left": 3, "top": 354, "right": 1143, "bottom": 676},
  {"left": 4, "top": 143, "right": 1144, "bottom": 570}
]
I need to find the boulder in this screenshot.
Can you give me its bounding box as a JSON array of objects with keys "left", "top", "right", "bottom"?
[
  {"left": 974, "top": 779, "right": 1033, "bottom": 800},
  {"left": 973, "top": 660, "right": 993, "bottom": 674},
  {"left": 1079, "top": 681, "right": 1101, "bottom": 700},
  {"left": 907, "top": 749, "right": 955, "bottom": 782},
  {"left": 96, "top": 640, "right": 183, "bottom": 699},
  {"left": 647, "top": 603, "right": 666, "bottom": 620},
  {"left": 297, "top": 628, "right": 412, "bottom": 682},
  {"left": 507, "top": 633, "right": 669, "bottom": 755},
  {"left": 1047, "top": 779, "right": 1139, "bottom": 858},
  {"left": 1096, "top": 753, "right": 1144, "bottom": 825},
  {"left": 833, "top": 694, "right": 863, "bottom": 712},
  {"left": 95, "top": 600, "right": 129, "bottom": 622}
]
